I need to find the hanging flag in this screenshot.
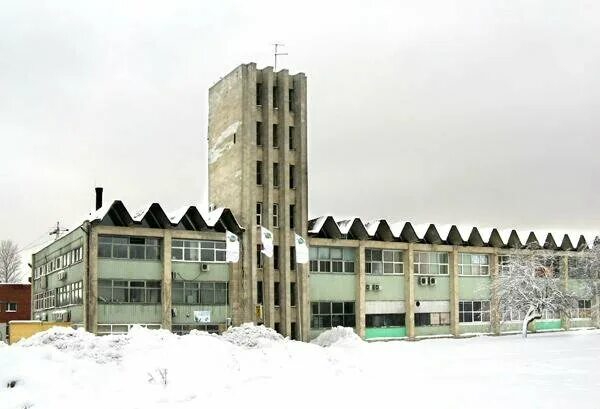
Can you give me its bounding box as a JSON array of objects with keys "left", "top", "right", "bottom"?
[
  {"left": 225, "top": 230, "right": 240, "bottom": 262},
  {"left": 295, "top": 233, "right": 309, "bottom": 263},
  {"left": 260, "top": 226, "right": 274, "bottom": 258}
]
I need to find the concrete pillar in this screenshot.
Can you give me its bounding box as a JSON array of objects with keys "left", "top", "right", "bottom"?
[
  {"left": 405, "top": 244, "right": 415, "bottom": 340},
  {"left": 450, "top": 247, "right": 460, "bottom": 337},
  {"left": 87, "top": 228, "right": 98, "bottom": 334},
  {"left": 161, "top": 231, "right": 172, "bottom": 330},
  {"left": 489, "top": 252, "right": 500, "bottom": 335},
  {"left": 356, "top": 243, "right": 366, "bottom": 338},
  {"left": 561, "top": 256, "right": 570, "bottom": 330}
]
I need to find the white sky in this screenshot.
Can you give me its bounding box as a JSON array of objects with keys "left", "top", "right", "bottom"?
[{"left": 2, "top": 0, "right": 600, "bottom": 263}]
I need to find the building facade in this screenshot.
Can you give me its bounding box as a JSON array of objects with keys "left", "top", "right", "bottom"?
[
  {"left": 0, "top": 283, "right": 31, "bottom": 342},
  {"left": 30, "top": 63, "right": 600, "bottom": 341}
]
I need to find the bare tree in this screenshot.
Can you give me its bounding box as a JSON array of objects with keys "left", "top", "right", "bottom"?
[
  {"left": 0, "top": 240, "right": 22, "bottom": 283},
  {"left": 494, "top": 250, "right": 577, "bottom": 338}
]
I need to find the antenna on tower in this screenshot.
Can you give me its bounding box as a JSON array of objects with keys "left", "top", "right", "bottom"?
[
  {"left": 273, "top": 43, "right": 288, "bottom": 71},
  {"left": 49, "top": 221, "right": 69, "bottom": 240}
]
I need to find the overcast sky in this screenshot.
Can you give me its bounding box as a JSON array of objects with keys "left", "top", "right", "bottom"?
[{"left": 2, "top": 0, "right": 600, "bottom": 260}]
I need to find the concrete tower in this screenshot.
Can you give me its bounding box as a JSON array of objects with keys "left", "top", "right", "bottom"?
[{"left": 207, "top": 63, "right": 309, "bottom": 341}]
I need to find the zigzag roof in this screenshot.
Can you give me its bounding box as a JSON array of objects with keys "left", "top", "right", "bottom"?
[{"left": 308, "top": 216, "right": 599, "bottom": 251}]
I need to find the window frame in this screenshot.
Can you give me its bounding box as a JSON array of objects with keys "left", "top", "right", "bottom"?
[
  {"left": 414, "top": 251, "right": 449, "bottom": 275},
  {"left": 458, "top": 253, "right": 490, "bottom": 276}
]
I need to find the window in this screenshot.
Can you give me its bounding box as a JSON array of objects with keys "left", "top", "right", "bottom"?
[
  {"left": 574, "top": 299, "right": 592, "bottom": 319},
  {"left": 288, "top": 89, "right": 294, "bottom": 111},
  {"left": 459, "top": 254, "right": 490, "bottom": 276},
  {"left": 273, "top": 163, "right": 279, "bottom": 187},
  {"left": 309, "top": 246, "right": 355, "bottom": 273},
  {"left": 414, "top": 252, "right": 449, "bottom": 275},
  {"left": 365, "top": 249, "right": 403, "bottom": 275},
  {"left": 56, "top": 281, "right": 84, "bottom": 307},
  {"left": 414, "top": 312, "right": 450, "bottom": 326},
  {"left": 257, "top": 245, "right": 264, "bottom": 268},
  {"left": 98, "top": 280, "right": 161, "bottom": 303},
  {"left": 498, "top": 255, "right": 511, "bottom": 275},
  {"left": 6, "top": 303, "right": 17, "bottom": 312},
  {"left": 99, "top": 236, "right": 160, "bottom": 260},
  {"left": 273, "top": 124, "right": 279, "bottom": 148},
  {"left": 502, "top": 308, "right": 525, "bottom": 322},
  {"left": 290, "top": 282, "right": 297, "bottom": 307},
  {"left": 289, "top": 126, "right": 295, "bottom": 150},
  {"left": 97, "top": 323, "right": 162, "bottom": 335},
  {"left": 541, "top": 309, "right": 560, "bottom": 320},
  {"left": 256, "top": 161, "right": 263, "bottom": 185},
  {"left": 172, "top": 324, "right": 219, "bottom": 335},
  {"left": 33, "top": 290, "right": 55, "bottom": 311},
  {"left": 274, "top": 245, "right": 280, "bottom": 270},
  {"left": 274, "top": 322, "right": 281, "bottom": 334},
  {"left": 568, "top": 257, "right": 589, "bottom": 278},
  {"left": 256, "top": 83, "right": 262, "bottom": 105},
  {"left": 273, "top": 86, "right": 278, "bottom": 108},
  {"left": 257, "top": 281, "right": 263, "bottom": 304},
  {"left": 289, "top": 204, "right": 296, "bottom": 229},
  {"left": 172, "top": 240, "right": 226, "bottom": 262},
  {"left": 459, "top": 301, "right": 490, "bottom": 323},
  {"left": 256, "top": 122, "right": 263, "bottom": 146},
  {"left": 366, "top": 314, "right": 405, "bottom": 328},
  {"left": 290, "top": 246, "right": 296, "bottom": 270},
  {"left": 273, "top": 204, "right": 279, "bottom": 227},
  {"left": 172, "top": 281, "right": 228, "bottom": 305},
  {"left": 289, "top": 165, "right": 296, "bottom": 189},
  {"left": 256, "top": 202, "right": 263, "bottom": 225},
  {"left": 274, "top": 282, "right": 280, "bottom": 307},
  {"left": 311, "top": 301, "right": 355, "bottom": 328}
]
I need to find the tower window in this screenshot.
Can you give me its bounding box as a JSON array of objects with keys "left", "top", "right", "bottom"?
[
  {"left": 257, "top": 245, "right": 263, "bottom": 268},
  {"left": 256, "top": 83, "right": 262, "bottom": 106},
  {"left": 256, "top": 161, "right": 263, "bottom": 185},
  {"left": 289, "top": 126, "right": 295, "bottom": 150},
  {"left": 256, "top": 202, "right": 263, "bottom": 225},
  {"left": 289, "top": 204, "right": 296, "bottom": 229},
  {"left": 273, "top": 204, "right": 279, "bottom": 227},
  {"left": 273, "top": 163, "right": 279, "bottom": 187},
  {"left": 273, "top": 124, "right": 279, "bottom": 148},
  {"left": 273, "top": 86, "right": 279, "bottom": 109},
  {"left": 289, "top": 89, "right": 294, "bottom": 112},
  {"left": 257, "top": 281, "right": 263, "bottom": 304},
  {"left": 289, "top": 165, "right": 296, "bottom": 189},
  {"left": 290, "top": 246, "right": 296, "bottom": 270},
  {"left": 290, "top": 282, "right": 297, "bottom": 306},
  {"left": 256, "top": 122, "right": 262, "bottom": 146},
  {"left": 274, "top": 282, "right": 281, "bottom": 306},
  {"left": 274, "top": 245, "right": 280, "bottom": 270}
]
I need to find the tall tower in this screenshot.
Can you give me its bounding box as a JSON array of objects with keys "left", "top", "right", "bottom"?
[{"left": 207, "top": 63, "right": 309, "bottom": 341}]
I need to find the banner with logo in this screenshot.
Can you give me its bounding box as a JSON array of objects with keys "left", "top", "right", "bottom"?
[
  {"left": 260, "top": 226, "right": 274, "bottom": 258},
  {"left": 225, "top": 230, "right": 240, "bottom": 262},
  {"left": 295, "top": 233, "right": 309, "bottom": 263}
]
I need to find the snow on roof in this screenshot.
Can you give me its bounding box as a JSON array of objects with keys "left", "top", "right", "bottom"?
[
  {"left": 309, "top": 216, "right": 328, "bottom": 234},
  {"left": 167, "top": 206, "right": 191, "bottom": 224},
  {"left": 205, "top": 207, "right": 225, "bottom": 227},
  {"left": 364, "top": 220, "right": 380, "bottom": 237},
  {"left": 131, "top": 203, "right": 153, "bottom": 222}
]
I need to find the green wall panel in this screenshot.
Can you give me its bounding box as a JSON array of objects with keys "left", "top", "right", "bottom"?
[
  {"left": 458, "top": 277, "right": 491, "bottom": 300},
  {"left": 570, "top": 319, "right": 593, "bottom": 328},
  {"left": 459, "top": 323, "right": 491, "bottom": 334},
  {"left": 310, "top": 273, "right": 356, "bottom": 301},
  {"left": 172, "top": 262, "right": 229, "bottom": 281},
  {"left": 415, "top": 326, "right": 450, "bottom": 337},
  {"left": 98, "top": 304, "right": 162, "bottom": 324},
  {"left": 500, "top": 322, "right": 522, "bottom": 333},
  {"left": 366, "top": 275, "right": 404, "bottom": 301},
  {"left": 414, "top": 276, "right": 450, "bottom": 300},
  {"left": 172, "top": 305, "right": 229, "bottom": 324},
  {"left": 534, "top": 320, "right": 561, "bottom": 331},
  {"left": 98, "top": 259, "right": 163, "bottom": 280},
  {"left": 365, "top": 326, "right": 406, "bottom": 339}
]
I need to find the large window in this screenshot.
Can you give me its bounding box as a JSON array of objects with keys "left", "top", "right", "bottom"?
[
  {"left": 273, "top": 163, "right": 280, "bottom": 187},
  {"left": 498, "top": 255, "right": 511, "bottom": 275},
  {"left": 573, "top": 299, "right": 592, "bottom": 319},
  {"left": 309, "top": 247, "right": 355, "bottom": 273},
  {"left": 33, "top": 290, "right": 56, "bottom": 311},
  {"left": 172, "top": 324, "right": 219, "bottom": 335},
  {"left": 98, "top": 280, "right": 161, "bottom": 303},
  {"left": 171, "top": 240, "right": 226, "bottom": 262},
  {"left": 459, "top": 254, "right": 490, "bottom": 276},
  {"left": 311, "top": 301, "right": 355, "bottom": 328},
  {"left": 5, "top": 303, "right": 17, "bottom": 312},
  {"left": 366, "top": 313, "right": 405, "bottom": 327},
  {"left": 568, "top": 257, "right": 589, "bottom": 278},
  {"left": 365, "top": 249, "right": 403, "bottom": 275},
  {"left": 172, "top": 281, "right": 228, "bottom": 305},
  {"left": 99, "top": 236, "right": 160, "bottom": 260},
  {"left": 459, "top": 301, "right": 490, "bottom": 323},
  {"left": 414, "top": 252, "right": 449, "bottom": 275},
  {"left": 35, "top": 246, "right": 84, "bottom": 278},
  {"left": 256, "top": 161, "right": 263, "bottom": 185},
  {"left": 502, "top": 308, "right": 525, "bottom": 322},
  {"left": 97, "top": 323, "right": 161, "bottom": 335},
  {"left": 56, "top": 281, "right": 83, "bottom": 307},
  {"left": 414, "top": 312, "right": 450, "bottom": 326}
]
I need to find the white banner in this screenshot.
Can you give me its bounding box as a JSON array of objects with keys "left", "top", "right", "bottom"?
[
  {"left": 295, "top": 233, "right": 309, "bottom": 264},
  {"left": 260, "top": 226, "right": 274, "bottom": 258},
  {"left": 225, "top": 230, "right": 240, "bottom": 262},
  {"left": 194, "top": 310, "right": 211, "bottom": 323}
]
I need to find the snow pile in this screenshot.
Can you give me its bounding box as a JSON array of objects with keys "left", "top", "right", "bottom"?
[
  {"left": 221, "top": 322, "right": 284, "bottom": 347},
  {"left": 18, "top": 326, "right": 128, "bottom": 363},
  {"left": 311, "top": 326, "right": 363, "bottom": 347}
]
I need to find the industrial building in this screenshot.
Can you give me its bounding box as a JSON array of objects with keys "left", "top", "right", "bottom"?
[{"left": 30, "top": 63, "right": 599, "bottom": 341}]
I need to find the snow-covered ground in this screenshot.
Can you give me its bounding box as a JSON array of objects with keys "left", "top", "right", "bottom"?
[{"left": 2, "top": 325, "right": 599, "bottom": 409}]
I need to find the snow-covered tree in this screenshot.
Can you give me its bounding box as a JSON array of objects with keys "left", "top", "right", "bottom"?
[
  {"left": 575, "top": 243, "right": 600, "bottom": 298},
  {"left": 0, "top": 240, "right": 22, "bottom": 283},
  {"left": 494, "top": 251, "right": 576, "bottom": 338}
]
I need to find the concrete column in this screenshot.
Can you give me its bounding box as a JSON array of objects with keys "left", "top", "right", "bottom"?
[
  {"left": 489, "top": 252, "right": 500, "bottom": 335},
  {"left": 87, "top": 228, "right": 98, "bottom": 334},
  {"left": 595, "top": 294, "right": 600, "bottom": 329},
  {"left": 161, "top": 231, "right": 172, "bottom": 330},
  {"left": 450, "top": 247, "right": 460, "bottom": 337},
  {"left": 356, "top": 243, "right": 366, "bottom": 338},
  {"left": 405, "top": 244, "right": 415, "bottom": 340},
  {"left": 561, "top": 256, "right": 570, "bottom": 330}
]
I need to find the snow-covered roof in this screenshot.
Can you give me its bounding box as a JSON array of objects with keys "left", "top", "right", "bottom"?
[{"left": 307, "top": 215, "right": 600, "bottom": 251}]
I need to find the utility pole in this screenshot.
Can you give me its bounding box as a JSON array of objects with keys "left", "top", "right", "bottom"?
[
  {"left": 273, "top": 43, "right": 288, "bottom": 71},
  {"left": 49, "top": 222, "right": 69, "bottom": 240}
]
